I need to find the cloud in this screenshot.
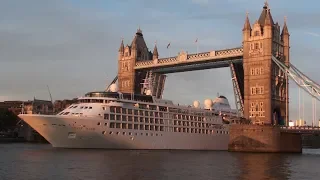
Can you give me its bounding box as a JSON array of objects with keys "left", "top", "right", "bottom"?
[
  {"left": 305, "top": 32, "right": 320, "bottom": 37},
  {"left": 0, "top": 0, "right": 123, "bottom": 100}
]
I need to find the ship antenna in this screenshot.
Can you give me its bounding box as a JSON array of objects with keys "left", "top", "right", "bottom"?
[{"left": 47, "top": 85, "right": 53, "bottom": 104}]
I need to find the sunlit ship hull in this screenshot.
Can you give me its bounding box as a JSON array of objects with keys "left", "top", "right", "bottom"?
[{"left": 19, "top": 114, "right": 229, "bottom": 150}]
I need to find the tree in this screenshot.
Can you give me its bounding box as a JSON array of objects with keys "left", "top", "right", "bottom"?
[{"left": 0, "top": 108, "right": 20, "bottom": 131}]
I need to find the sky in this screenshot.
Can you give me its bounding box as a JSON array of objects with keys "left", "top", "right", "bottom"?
[{"left": 1, "top": 0, "right": 320, "bottom": 124}]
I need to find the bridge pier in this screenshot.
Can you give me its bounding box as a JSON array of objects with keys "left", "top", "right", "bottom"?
[{"left": 228, "top": 124, "right": 302, "bottom": 153}]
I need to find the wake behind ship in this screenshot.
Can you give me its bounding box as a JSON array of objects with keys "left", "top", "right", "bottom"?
[{"left": 19, "top": 84, "right": 239, "bottom": 150}]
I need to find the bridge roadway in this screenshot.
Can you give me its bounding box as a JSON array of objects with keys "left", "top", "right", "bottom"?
[
  {"left": 134, "top": 47, "right": 243, "bottom": 74},
  {"left": 280, "top": 126, "right": 320, "bottom": 134}
]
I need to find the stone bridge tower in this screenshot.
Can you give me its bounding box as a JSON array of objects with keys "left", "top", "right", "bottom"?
[
  {"left": 118, "top": 28, "right": 152, "bottom": 93},
  {"left": 243, "top": 2, "right": 290, "bottom": 125}
]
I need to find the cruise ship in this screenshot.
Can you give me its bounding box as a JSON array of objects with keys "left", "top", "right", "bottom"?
[{"left": 19, "top": 84, "right": 239, "bottom": 150}]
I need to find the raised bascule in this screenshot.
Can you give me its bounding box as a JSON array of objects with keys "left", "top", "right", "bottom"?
[{"left": 113, "top": 2, "right": 320, "bottom": 152}]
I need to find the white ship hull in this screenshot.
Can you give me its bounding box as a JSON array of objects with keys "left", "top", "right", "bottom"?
[{"left": 19, "top": 114, "right": 229, "bottom": 150}]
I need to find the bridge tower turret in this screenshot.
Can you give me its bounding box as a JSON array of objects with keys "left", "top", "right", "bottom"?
[
  {"left": 118, "top": 28, "right": 151, "bottom": 93},
  {"left": 281, "top": 17, "right": 290, "bottom": 126},
  {"left": 243, "top": 2, "right": 289, "bottom": 125}
]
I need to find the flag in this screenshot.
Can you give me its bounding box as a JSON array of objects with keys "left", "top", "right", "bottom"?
[
  {"left": 195, "top": 38, "right": 198, "bottom": 43},
  {"left": 167, "top": 42, "right": 171, "bottom": 49}
]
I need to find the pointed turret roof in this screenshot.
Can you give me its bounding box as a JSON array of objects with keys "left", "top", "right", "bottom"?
[
  {"left": 281, "top": 16, "right": 289, "bottom": 36},
  {"left": 118, "top": 39, "right": 124, "bottom": 52},
  {"left": 258, "top": 2, "right": 274, "bottom": 26},
  {"left": 264, "top": 9, "right": 273, "bottom": 26},
  {"left": 131, "top": 28, "right": 144, "bottom": 49},
  {"left": 136, "top": 27, "right": 143, "bottom": 37},
  {"left": 243, "top": 12, "right": 251, "bottom": 31},
  {"left": 153, "top": 43, "right": 158, "bottom": 57}
]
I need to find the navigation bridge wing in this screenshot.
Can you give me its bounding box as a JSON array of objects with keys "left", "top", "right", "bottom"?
[{"left": 134, "top": 47, "right": 243, "bottom": 73}]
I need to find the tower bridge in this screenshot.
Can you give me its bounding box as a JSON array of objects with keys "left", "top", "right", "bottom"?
[{"left": 113, "top": 2, "right": 320, "bottom": 153}]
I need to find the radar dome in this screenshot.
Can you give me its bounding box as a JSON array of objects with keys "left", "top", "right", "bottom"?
[
  {"left": 204, "top": 99, "right": 213, "bottom": 109},
  {"left": 146, "top": 89, "right": 152, "bottom": 96},
  {"left": 109, "top": 83, "right": 118, "bottom": 92},
  {"left": 212, "top": 95, "right": 231, "bottom": 111},
  {"left": 193, "top": 101, "right": 200, "bottom": 108}
]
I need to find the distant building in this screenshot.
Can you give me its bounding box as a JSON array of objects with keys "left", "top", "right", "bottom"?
[
  {"left": 21, "top": 98, "right": 54, "bottom": 115},
  {"left": 0, "top": 101, "right": 24, "bottom": 115},
  {"left": 1, "top": 98, "right": 53, "bottom": 142},
  {"left": 0, "top": 98, "right": 54, "bottom": 115},
  {"left": 53, "top": 98, "right": 78, "bottom": 113},
  {"left": 1, "top": 98, "right": 77, "bottom": 142},
  {"left": 295, "top": 119, "right": 306, "bottom": 127},
  {"left": 289, "top": 121, "right": 294, "bottom": 127}
]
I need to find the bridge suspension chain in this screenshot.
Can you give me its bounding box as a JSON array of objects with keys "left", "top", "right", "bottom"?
[{"left": 271, "top": 56, "right": 320, "bottom": 101}]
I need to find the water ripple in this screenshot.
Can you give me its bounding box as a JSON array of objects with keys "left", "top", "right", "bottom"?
[{"left": 0, "top": 144, "right": 320, "bottom": 180}]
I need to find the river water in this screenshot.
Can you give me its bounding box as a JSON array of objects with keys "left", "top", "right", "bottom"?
[{"left": 0, "top": 143, "right": 319, "bottom": 180}]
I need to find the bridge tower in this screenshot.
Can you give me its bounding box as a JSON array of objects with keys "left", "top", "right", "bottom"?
[
  {"left": 118, "top": 28, "right": 152, "bottom": 93},
  {"left": 242, "top": 2, "right": 290, "bottom": 125}
]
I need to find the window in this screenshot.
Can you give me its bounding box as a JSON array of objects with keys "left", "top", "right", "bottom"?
[
  {"left": 255, "top": 43, "right": 259, "bottom": 49},
  {"left": 251, "top": 87, "right": 256, "bottom": 95},
  {"left": 254, "top": 31, "right": 260, "bottom": 36},
  {"left": 255, "top": 68, "right": 259, "bottom": 75},
  {"left": 250, "top": 85, "right": 264, "bottom": 95},
  {"left": 249, "top": 101, "right": 265, "bottom": 117},
  {"left": 121, "top": 80, "right": 130, "bottom": 88},
  {"left": 250, "top": 67, "right": 264, "bottom": 75},
  {"left": 251, "top": 68, "right": 255, "bottom": 75},
  {"left": 260, "top": 86, "right": 264, "bottom": 94}
]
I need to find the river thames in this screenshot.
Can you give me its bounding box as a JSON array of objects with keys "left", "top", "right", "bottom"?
[{"left": 0, "top": 143, "right": 319, "bottom": 180}]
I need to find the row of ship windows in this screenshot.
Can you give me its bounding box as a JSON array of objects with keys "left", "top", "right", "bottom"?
[
  {"left": 102, "top": 131, "right": 163, "bottom": 137},
  {"left": 109, "top": 123, "right": 165, "bottom": 131},
  {"left": 59, "top": 112, "right": 83, "bottom": 115},
  {"left": 102, "top": 129, "right": 228, "bottom": 136},
  {"left": 59, "top": 106, "right": 93, "bottom": 115},
  {"left": 104, "top": 115, "right": 220, "bottom": 127},
  {"left": 79, "top": 99, "right": 104, "bottom": 103},
  {"left": 68, "top": 105, "right": 93, "bottom": 110},
  {"left": 48, "top": 123, "right": 227, "bottom": 135},
  {"left": 110, "top": 106, "right": 219, "bottom": 117},
  {"left": 103, "top": 116, "right": 165, "bottom": 124},
  {"left": 105, "top": 122, "right": 225, "bottom": 133},
  {"left": 105, "top": 114, "right": 216, "bottom": 122}
]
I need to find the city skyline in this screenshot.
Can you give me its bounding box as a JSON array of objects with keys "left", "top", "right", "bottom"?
[{"left": 1, "top": 0, "right": 319, "bottom": 123}]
